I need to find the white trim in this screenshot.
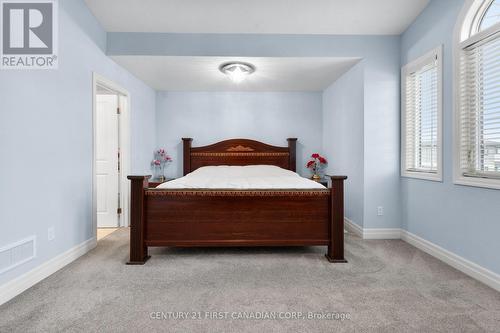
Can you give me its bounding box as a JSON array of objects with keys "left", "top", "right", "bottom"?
[
  {"left": 344, "top": 218, "right": 363, "bottom": 237},
  {"left": 461, "top": 21, "right": 500, "bottom": 49},
  {"left": 401, "top": 230, "right": 500, "bottom": 292},
  {"left": 344, "top": 218, "right": 401, "bottom": 239},
  {"left": 0, "top": 237, "right": 96, "bottom": 306},
  {"left": 467, "top": 0, "right": 498, "bottom": 41},
  {"left": 362, "top": 228, "right": 402, "bottom": 240},
  {"left": 118, "top": 95, "right": 131, "bottom": 228},
  {"left": 92, "top": 73, "right": 131, "bottom": 233},
  {"left": 345, "top": 220, "right": 500, "bottom": 291},
  {"left": 401, "top": 46, "right": 443, "bottom": 182},
  {"left": 401, "top": 171, "right": 442, "bottom": 182},
  {"left": 453, "top": 0, "right": 500, "bottom": 191},
  {"left": 459, "top": 0, "right": 490, "bottom": 41},
  {"left": 2, "top": 227, "right": 498, "bottom": 307},
  {"left": 454, "top": 176, "right": 500, "bottom": 190}
]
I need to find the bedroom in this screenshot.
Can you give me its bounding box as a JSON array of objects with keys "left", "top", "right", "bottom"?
[{"left": 0, "top": 0, "right": 499, "bottom": 332}]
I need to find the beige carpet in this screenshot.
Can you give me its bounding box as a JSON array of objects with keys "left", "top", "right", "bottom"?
[{"left": 1, "top": 229, "right": 499, "bottom": 332}]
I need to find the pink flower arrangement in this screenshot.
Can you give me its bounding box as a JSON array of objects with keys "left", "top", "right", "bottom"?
[
  {"left": 306, "top": 153, "right": 328, "bottom": 178},
  {"left": 151, "top": 148, "right": 172, "bottom": 180},
  {"left": 151, "top": 148, "right": 172, "bottom": 166}
]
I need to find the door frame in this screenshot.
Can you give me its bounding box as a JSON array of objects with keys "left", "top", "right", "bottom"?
[{"left": 92, "top": 72, "right": 131, "bottom": 236}]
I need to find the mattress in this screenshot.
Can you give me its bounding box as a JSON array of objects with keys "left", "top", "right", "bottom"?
[{"left": 156, "top": 165, "right": 326, "bottom": 189}]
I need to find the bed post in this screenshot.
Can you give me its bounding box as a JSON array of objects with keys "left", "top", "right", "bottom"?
[
  {"left": 126, "top": 175, "right": 151, "bottom": 265},
  {"left": 326, "top": 175, "right": 348, "bottom": 263},
  {"left": 182, "top": 138, "right": 193, "bottom": 176},
  {"left": 287, "top": 138, "right": 297, "bottom": 172}
]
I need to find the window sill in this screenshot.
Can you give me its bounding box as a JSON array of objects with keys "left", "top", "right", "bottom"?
[
  {"left": 454, "top": 175, "right": 500, "bottom": 190},
  {"left": 401, "top": 171, "right": 442, "bottom": 182}
]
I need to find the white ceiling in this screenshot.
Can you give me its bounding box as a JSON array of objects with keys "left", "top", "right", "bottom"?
[
  {"left": 110, "top": 56, "right": 361, "bottom": 91},
  {"left": 85, "top": 0, "right": 429, "bottom": 35}
]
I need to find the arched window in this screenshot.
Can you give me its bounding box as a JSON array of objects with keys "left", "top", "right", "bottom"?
[
  {"left": 480, "top": 0, "right": 500, "bottom": 31},
  {"left": 455, "top": 0, "right": 500, "bottom": 189}
]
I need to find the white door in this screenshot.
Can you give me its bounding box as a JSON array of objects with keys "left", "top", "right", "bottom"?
[{"left": 96, "top": 94, "right": 119, "bottom": 227}]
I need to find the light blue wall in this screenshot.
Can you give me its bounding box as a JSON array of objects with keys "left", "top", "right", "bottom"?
[
  {"left": 2, "top": 0, "right": 494, "bottom": 292},
  {"left": 360, "top": 43, "right": 401, "bottom": 230},
  {"left": 323, "top": 62, "right": 365, "bottom": 227},
  {"left": 401, "top": 0, "right": 500, "bottom": 274},
  {"left": 0, "top": 0, "right": 156, "bottom": 285},
  {"left": 156, "top": 91, "right": 323, "bottom": 177},
  {"left": 111, "top": 33, "right": 402, "bottom": 229}
]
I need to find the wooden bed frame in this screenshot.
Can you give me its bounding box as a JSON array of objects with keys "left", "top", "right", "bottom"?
[{"left": 127, "top": 138, "right": 347, "bottom": 264}]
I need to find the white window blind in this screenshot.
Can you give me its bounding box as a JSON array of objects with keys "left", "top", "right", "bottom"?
[
  {"left": 459, "top": 32, "right": 500, "bottom": 178},
  {"left": 403, "top": 51, "right": 440, "bottom": 177}
]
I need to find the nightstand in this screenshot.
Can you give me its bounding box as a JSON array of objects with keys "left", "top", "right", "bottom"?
[
  {"left": 148, "top": 178, "right": 175, "bottom": 188},
  {"left": 312, "top": 177, "right": 329, "bottom": 188}
]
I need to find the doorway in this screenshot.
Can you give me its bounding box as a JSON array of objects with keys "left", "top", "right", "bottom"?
[{"left": 92, "top": 73, "right": 130, "bottom": 241}]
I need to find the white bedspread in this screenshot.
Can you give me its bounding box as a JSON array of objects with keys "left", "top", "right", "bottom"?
[{"left": 157, "top": 165, "right": 326, "bottom": 189}]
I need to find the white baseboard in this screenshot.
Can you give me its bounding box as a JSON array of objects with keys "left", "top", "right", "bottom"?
[
  {"left": 2, "top": 220, "right": 498, "bottom": 307},
  {"left": 344, "top": 218, "right": 401, "bottom": 239},
  {"left": 344, "top": 217, "right": 499, "bottom": 292},
  {"left": 344, "top": 218, "right": 363, "bottom": 237},
  {"left": 0, "top": 237, "right": 97, "bottom": 306},
  {"left": 362, "top": 228, "right": 402, "bottom": 239},
  {"left": 401, "top": 230, "right": 500, "bottom": 292}
]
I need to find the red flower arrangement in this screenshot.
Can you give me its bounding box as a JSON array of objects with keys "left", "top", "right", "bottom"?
[{"left": 306, "top": 153, "right": 328, "bottom": 179}]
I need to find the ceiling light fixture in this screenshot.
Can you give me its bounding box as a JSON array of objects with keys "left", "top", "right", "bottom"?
[{"left": 219, "top": 62, "right": 256, "bottom": 83}]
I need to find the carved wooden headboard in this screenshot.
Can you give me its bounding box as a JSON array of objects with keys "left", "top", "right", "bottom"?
[{"left": 182, "top": 138, "right": 297, "bottom": 175}]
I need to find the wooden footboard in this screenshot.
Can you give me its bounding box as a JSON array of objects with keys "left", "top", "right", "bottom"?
[{"left": 126, "top": 175, "right": 347, "bottom": 264}]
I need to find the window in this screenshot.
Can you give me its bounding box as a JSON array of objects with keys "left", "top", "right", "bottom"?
[
  {"left": 401, "top": 46, "right": 443, "bottom": 181},
  {"left": 480, "top": 0, "right": 500, "bottom": 31},
  {"left": 455, "top": 0, "right": 500, "bottom": 189}
]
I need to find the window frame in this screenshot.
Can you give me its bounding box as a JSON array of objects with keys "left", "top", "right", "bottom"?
[
  {"left": 453, "top": 0, "right": 500, "bottom": 190},
  {"left": 469, "top": 0, "right": 497, "bottom": 36},
  {"left": 401, "top": 46, "right": 443, "bottom": 182}
]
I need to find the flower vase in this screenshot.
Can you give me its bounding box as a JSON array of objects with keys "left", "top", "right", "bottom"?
[
  {"left": 154, "top": 166, "right": 165, "bottom": 182},
  {"left": 312, "top": 173, "right": 321, "bottom": 181},
  {"left": 158, "top": 166, "right": 166, "bottom": 182}
]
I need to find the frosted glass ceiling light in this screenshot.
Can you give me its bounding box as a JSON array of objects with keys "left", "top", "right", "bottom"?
[{"left": 219, "top": 62, "right": 255, "bottom": 83}]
